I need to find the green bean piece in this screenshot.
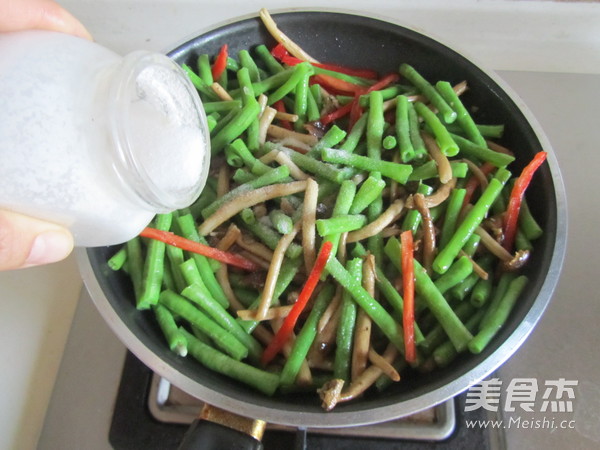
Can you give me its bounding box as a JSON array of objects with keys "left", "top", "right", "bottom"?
[
  {"left": 267, "top": 62, "right": 313, "bottom": 105},
  {"left": 348, "top": 173, "right": 386, "bottom": 215},
  {"left": 108, "top": 247, "right": 127, "bottom": 271},
  {"left": 408, "top": 160, "right": 469, "bottom": 181},
  {"left": 254, "top": 44, "right": 285, "bottom": 74},
  {"left": 280, "top": 284, "right": 335, "bottom": 386},
  {"left": 226, "top": 56, "right": 240, "bottom": 71},
  {"left": 294, "top": 70, "right": 311, "bottom": 130},
  {"left": 432, "top": 255, "right": 474, "bottom": 295},
  {"left": 224, "top": 139, "right": 268, "bottom": 174},
  {"left": 433, "top": 308, "right": 486, "bottom": 367},
  {"left": 281, "top": 147, "right": 347, "bottom": 183},
  {"left": 470, "top": 272, "right": 494, "bottom": 308},
  {"left": 316, "top": 214, "right": 367, "bottom": 236},
  {"left": 210, "top": 105, "right": 241, "bottom": 137},
  {"left": 395, "top": 95, "right": 415, "bottom": 162},
  {"left": 382, "top": 135, "right": 397, "bottom": 150},
  {"left": 232, "top": 287, "right": 259, "bottom": 308},
  {"left": 241, "top": 219, "right": 303, "bottom": 259},
  {"left": 439, "top": 188, "right": 467, "bottom": 249},
  {"left": 159, "top": 290, "right": 247, "bottom": 360},
  {"left": 419, "top": 302, "right": 475, "bottom": 355},
  {"left": 154, "top": 304, "right": 188, "bottom": 356},
  {"left": 310, "top": 83, "right": 322, "bottom": 111},
  {"left": 402, "top": 183, "right": 433, "bottom": 234},
  {"left": 469, "top": 276, "right": 528, "bottom": 354},
  {"left": 269, "top": 209, "right": 294, "bottom": 234},
  {"left": 179, "top": 258, "right": 206, "bottom": 287},
  {"left": 181, "top": 64, "right": 220, "bottom": 101},
  {"left": 407, "top": 100, "right": 427, "bottom": 159},
  {"left": 176, "top": 214, "right": 229, "bottom": 308},
  {"left": 165, "top": 244, "right": 187, "bottom": 293},
  {"left": 210, "top": 100, "right": 261, "bottom": 155},
  {"left": 126, "top": 237, "right": 144, "bottom": 300},
  {"left": 367, "top": 90, "right": 385, "bottom": 157},
  {"left": 181, "top": 284, "right": 263, "bottom": 362},
  {"left": 399, "top": 63, "right": 457, "bottom": 124},
  {"left": 433, "top": 169, "right": 511, "bottom": 274},
  {"left": 515, "top": 229, "right": 533, "bottom": 251},
  {"left": 479, "top": 272, "right": 517, "bottom": 330},
  {"left": 306, "top": 85, "right": 321, "bottom": 122},
  {"left": 206, "top": 114, "right": 218, "bottom": 132},
  {"left": 236, "top": 68, "right": 260, "bottom": 151},
  {"left": 311, "top": 125, "right": 347, "bottom": 154},
  {"left": 196, "top": 54, "right": 214, "bottom": 85},
  {"left": 323, "top": 180, "right": 357, "bottom": 259},
  {"left": 462, "top": 234, "right": 481, "bottom": 257},
  {"left": 238, "top": 49, "right": 261, "bottom": 82},
  {"left": 161, "top": 262, "right": 176, "bottom": 291},
  {"left": 334, "top": 260, "right": 362, "bottom": 381},
  {"left": 414, "top": 101, "right": 459, "bottom": 156},
  {"left": 320, "top": 148, "right": 413, "bottom": 184},
  {"left": 451, "top": 133, "right": 515, "bottom": 167},
  {"left": 181, "top": 328, "right": 279, "bottom": 396},
  {"left": 519, "top": 197, "right": 543, "bottom": 240},
  {"left": 340, "top": 113, "right": 368, "bottom": 153},
  {"left": 326, "top": 257, "right": 405, "bottom": 354},
  {"left": 446, "top": 123, "right": 505, "bottom": 139},
  {"left": 201, "top": 165, "right": 290, "bottom": 218},
  {"left": 436, "top": 80, "right": 487, "bottom": 147},
  {"left": 137, "top": 213, "right": 173, "bottom": 310}
]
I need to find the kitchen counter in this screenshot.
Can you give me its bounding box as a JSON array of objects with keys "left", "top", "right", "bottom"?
[{"left": 2, "top": 1, "right": 599, "bottom": 449}]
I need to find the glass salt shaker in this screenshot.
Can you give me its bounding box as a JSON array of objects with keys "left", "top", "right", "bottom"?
[{"left": 0, "top": 30, "right": 210, "bottom": 247}]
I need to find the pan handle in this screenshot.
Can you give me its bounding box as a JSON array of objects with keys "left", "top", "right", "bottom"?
[{"left": 178, "top": 404, "right": 266, "bottom": 450}]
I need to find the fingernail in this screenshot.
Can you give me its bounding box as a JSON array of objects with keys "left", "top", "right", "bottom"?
[{"left": 26, "top": 231, "right": 74, "bottom": 266}]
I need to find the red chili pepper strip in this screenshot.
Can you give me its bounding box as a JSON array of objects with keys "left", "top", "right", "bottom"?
[
  {"left": 366, "top": 72, "right": 400, "bottom": 93},
  {"left": 261, "top": 241, "right": 333, "bottom": 366},
  {"left": 348, "top": 95, "right": 364, "bottom": 130},
  {"left": 318, "top": 101, "right": 353, "bottom": 126},
  {"left": 211, "top": 44, "right": 228, "bottom": 80},
  {"left": 139, "top": 227, "right": 259, "bottom": 272},
  {"left": 312, "top": 74, "right": 367, "bottom": 96},
  {"left": 400, "top": 230, "right": 416, "bottom": 364},
  {"left": 270, "top": 43, "right": 289, "bottom": 60},
  {"left": 273, "top": 100, "right": 293, "bottom": 130},
  {"left": 502, "top": 151, "right": 548, "bottom": 252}
]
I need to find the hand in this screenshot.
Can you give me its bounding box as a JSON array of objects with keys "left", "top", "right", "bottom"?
[{"left": 0, "top": 0, "right": 92, "bottom": 270}]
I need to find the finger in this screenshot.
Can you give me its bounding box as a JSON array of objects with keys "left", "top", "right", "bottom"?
[
  {"left": 0, "top": 0, "right": 92, "bottom": 40},
  {"left": 0, "top": 210, "right": 74, "bottom": 270}
]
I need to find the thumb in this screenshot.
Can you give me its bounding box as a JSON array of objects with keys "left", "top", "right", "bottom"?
[{"left": 0, "top": 209, "right": 74, "bottom": 270}]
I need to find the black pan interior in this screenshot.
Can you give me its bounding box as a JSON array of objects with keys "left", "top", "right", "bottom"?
[{"left": 86, "top": 11, "right": 559, "bottom": 418}]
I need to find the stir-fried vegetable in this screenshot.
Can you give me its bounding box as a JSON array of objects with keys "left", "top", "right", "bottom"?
[{"left": 108, "top": 9, "right": 547, "bottom": 410}]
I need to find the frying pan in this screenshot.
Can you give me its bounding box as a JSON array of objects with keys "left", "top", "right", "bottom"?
[{"left": 77, "top": 9, "right": 567, "bottom": 448}]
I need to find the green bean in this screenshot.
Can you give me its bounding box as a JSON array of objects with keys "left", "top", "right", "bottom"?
[
  {"left": 326, "top": 257, "right": 405, "bottom": 354},
  {"left": 165, "top": 244, "right": 187, "bottom": 293},
  {"left": 407, "top": 100, "right": 427, "bottom": 159},
  {"left": 232, "top": 287, "right": 259, "bottom": 308},
  {"left": 519, "top": 196, "right": 543, "bottom": 240},
  {"left": 181, "top": 64, "right": 220, "bottom": 101},
  {"left": 311, "top": 125, "right": 347, "bottom": 154},
  {"left": 137, "top": 213, "right": 173, "bottom": 310},
  {"left": 320, "top": 148, "right": 413, "bottom": 184},
  {"left": 339, "top": 113, "right": 368, "bottom": 153},
  {"left": 432, "top": 255, "right": 474, "bottom": 295},
  {"left": 419, "top": 302, "right": 475, "bottom": 355},
  {"left": 154, "top": 303, "right": 188, "bottom": 356},
  {"left": 323, "top": 180, "right": 357, "bottom": 259},
  {"left": 383, "top": 135, "right": 397, "bottom": 150},
  {"left": 449, "top": 256, "right": 493, "bottom": 301},
  {"left": 176, "top": 214, "right": 229, "bottom": 308},
  {"left": 414, "top": 101, "right": 459, "bottom": 156},
  {"left": 310, "top": 83, "right": 322, "bottom": 112},
  {"left": 280, "top": 284, "right": 335, "bottom": 386},
  {"left": 469, "top": 275, "right": 528, "bottom": 354},
  {"left": 479, "top": 272, "right": 517, "bottom": 330},
  {"left": 316, "top": 214, "right": 367, "bottom": 236},
  {"left": 281, "top": 147, "right": 348, "bottom": 183},
  {"left": 433, "top": 308, "right": 486, "bottom": 367},
  {"left": 451, "top": 133, "right": 515, "bottom": 167},
  {"left": 159, "top": 290, "right": 247, "bottom": 360},
  {"left": 236, "top": 67, "right": 260, "bottom": 151},
  {"left": 402, "top": 183, "right": 433, "bottom": 234},
  {"left": 357, "top": 85, "right": 410, "bottom": 107},
  {"left": 395, "top": 95, "right": 415, "bottom": 162},
  {"left": 470, "top": 272, "right": 494, "bottom": 308},
  {"left": 367, "top": 90, "right": 385, "bottom": 158},
  {"left": 238, "top": 49, "right": 261, "bottom": 82},
  {"left": 267, "top": 62, "right": 313, "bottom": 105},
  {"left": 408, "top": 160, "right": 469, "bottom": 181},
  {"left": 399, "top": 63, "right": 457, "bottom": 124},
  {"left": 196, "top": 54, "right": 214, "bottom": 85},
  {"left": 446, "top": 123, "right": 505, "bottom": 139},
  {"left": 179, "top": 258, "right": 206, "bottom": 287},
  {"left": 334, "top": 260, "right": 361, "bottom": 381},
  {"left": 210, "top": 105, "right": 241, "bottom": 137},
  {"left": 312, "top": 65, "right": 373, "bottom": 86},
  {"left": 269, "top": 209, "right": 294, "bottom": 234},
  {"left": 254, "top": 44, "right": 284, "bottom": 74},
  {"left": 211, "top": 100, "right": 261, "bottom": 155},
  {"left": 439, "top": 188, "right": 467, "bottom": 249},
  {"left": 181, "top": 283, "right": 263, "bottom": 361},
  {"left": 348, "top": 173, "right": 386, "bottom": 215},
  {"left": 126, "top": 237, "right": 144, "bottom": 300},
  {"left": 436, "top": 80, "right": 487, "bottom": 147},
  {"left": 224, "top": 139, "right": 269, "bottom": 174},
  {"left": 226, "top": 56, "right": 240, "bottom": 72},
  {"left": 180, "top": 328, "right": 279, "bottom": 396},
  {"left": 515, "top": 229, "right": 533, "bottom": 251},
  {"left": 206, "top": 114, "right": 218, "bottom": 132},
  {"left": 108, "top": 247, "right": 127, "bottom": 271},
  {"left": 433, "top": 169, "right": 511, "bottom": 274},
  {"left": 201, "top": 165, "right": 290, "bottom": 218},
  {"left": 306, "top": 85, "right": 320, "bottom": 122},
  {"left": 462, "top": 233, "right": 481, "bottom": 257},
  {"left": 240, "top": 219, "right": 303, "bottom": 259}
]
